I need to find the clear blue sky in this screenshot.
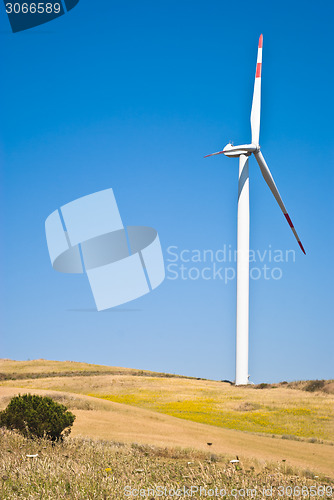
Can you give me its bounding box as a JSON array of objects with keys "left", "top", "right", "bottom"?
[{"left": 1, "top": 0, "right": 333, "bottom": 383}]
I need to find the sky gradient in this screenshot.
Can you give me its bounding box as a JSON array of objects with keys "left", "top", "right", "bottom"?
[{"left": 1, "top": 0, "right": 333, "bottom": 383}]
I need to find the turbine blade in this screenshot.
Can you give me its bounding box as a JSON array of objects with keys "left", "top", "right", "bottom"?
[
  {"left": 204, "top": 150, "right": 225, "bottom": 158},
  {"left": 254, "top": 151, "right": 306, "bottom": 254},
  {"left": 250, "top": 34, "right": 263, "bottom": 146}
]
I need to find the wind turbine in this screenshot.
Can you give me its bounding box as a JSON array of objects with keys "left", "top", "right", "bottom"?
[{"left": 205, "top": 35, "right": 305, "bottom": 385}]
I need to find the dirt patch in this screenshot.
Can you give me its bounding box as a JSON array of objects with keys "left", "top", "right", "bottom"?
[{"left": 234, "top": 402, "right": 259, "bottom": 411}]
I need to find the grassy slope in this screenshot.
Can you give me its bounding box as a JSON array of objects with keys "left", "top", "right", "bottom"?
[
  {"left": 1, "top": 360, "right": 334, "bottom": 478},
  {"left": 2, "top": 385, "right": 334, "bottom": 478},
  {"left": 0, "top": 358, "right": 187, "bottom": 380},
  {"left": 1, "top": 360, "right": 333, "bottom": 442}
]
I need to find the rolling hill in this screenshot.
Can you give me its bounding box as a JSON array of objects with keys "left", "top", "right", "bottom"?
[{"left": 1, "top": 359, "right": 333, "bottom": 479}]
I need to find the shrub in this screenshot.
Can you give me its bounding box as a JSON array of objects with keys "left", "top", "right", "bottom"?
[
  {"left": 255, "top": 383, "right": 269, "bottom": 389},
  {"left": 304, "top": 380, "right": 325, "bottom": 392},
  {"left": 0, "top": 394, "right": 75, "bottom": 441}
]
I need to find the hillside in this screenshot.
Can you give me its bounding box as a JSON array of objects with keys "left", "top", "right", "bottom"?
[
  {"left": 0, "top": 358, "right": 190, "bottom": 380},
  {"left": 1, "top": 359, "right": 333, "bottom": 479}
]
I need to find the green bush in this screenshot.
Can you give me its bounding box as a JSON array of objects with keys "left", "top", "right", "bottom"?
[{"left": 0, "top": 394, "right": 75, "bottom": 441}]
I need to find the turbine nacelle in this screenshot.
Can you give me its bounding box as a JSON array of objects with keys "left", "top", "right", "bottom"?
[
  {"left": 223, "top": 143, "right": 258, "bottom": 158},
  {"left": 204, "top": 143, "right": 258, "bottom": 159}
]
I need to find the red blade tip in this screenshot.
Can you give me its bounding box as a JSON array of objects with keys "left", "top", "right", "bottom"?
[
  {"left": 298, "top": 241, "right": 306, "bottom": 255},
  {"left": 259, "top": 34, "right": 263, "bottom": 48},
  {"left": 204, "top": 151, "right": 225, "bottom": 158}
]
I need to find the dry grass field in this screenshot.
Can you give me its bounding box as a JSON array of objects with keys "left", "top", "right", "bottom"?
[
  {"left": 1, "top": 359, "right": 334, "bottom": 485},
  {"left": 2, "top": 428, "right": 332, "bottom": 500},
  {"left": 2, "top": 360, "right": 333, "bottom": 442}
]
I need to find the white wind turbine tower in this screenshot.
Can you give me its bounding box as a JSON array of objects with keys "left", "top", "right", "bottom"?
[{"left": 205, "top": 35, "right": 306, "bottom": 385}]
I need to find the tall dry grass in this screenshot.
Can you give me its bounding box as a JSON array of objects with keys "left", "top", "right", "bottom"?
[{"left": 0, "top": 428, "right": 332, "bottom": 499}]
